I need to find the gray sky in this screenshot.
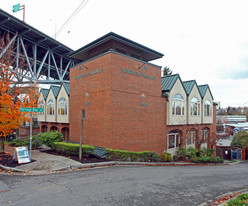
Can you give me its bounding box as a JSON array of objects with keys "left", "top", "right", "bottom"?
[{"left": 1, "top": 0, "right": 248, "bottom": 108}]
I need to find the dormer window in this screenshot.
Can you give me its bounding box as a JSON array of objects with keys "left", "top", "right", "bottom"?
[
  {"left": 172, "top": 94, "right": 184, "bottom": 115},
  {"left": 47, "top": 99, "right": 54, "bottom": 115},
  {"left": 204, "top": 100, "right": 212, "bottom": 116},
  {"left": 58, "top": 98, "right": 67, "bottom": 115},
  {"left": 191, "top": 97, "right": 200, "bottom": 116}
]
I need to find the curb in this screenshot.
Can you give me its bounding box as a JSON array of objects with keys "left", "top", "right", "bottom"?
[
  {"left": 199, "top": 188, "right": 248, "bottom": 206},
  {"left": 0, "top": 161, "right": 236, "bottom": 175}
]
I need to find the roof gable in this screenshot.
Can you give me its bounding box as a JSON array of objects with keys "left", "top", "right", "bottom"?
[
  {"left": 198, "top": 84, "right": 214, "bottom": 100},
  {"left": 41, "top": 88, "right": 49, "bottom": 100},
  {"left": 62, "top": 82, "right": 70, "bottom": 96},
  {"left": 183, "top": 80, "right": 196, "bottom": 96},
  {"left": 161, "top": 74, "right": 185, "bottom": 92},
  {"left": 50, "top": 85, "right": 61, "bottom": 98}
]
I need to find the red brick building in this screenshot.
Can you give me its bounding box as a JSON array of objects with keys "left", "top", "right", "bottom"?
[{"left": 65, "top": 32, "right": 216, "bottom": 155}]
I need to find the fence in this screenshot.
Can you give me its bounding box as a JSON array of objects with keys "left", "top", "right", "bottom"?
[{"left": 216, "top": 146, "right": 247, "bottom": 160}]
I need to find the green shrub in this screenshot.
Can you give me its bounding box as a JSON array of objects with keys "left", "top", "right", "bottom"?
[
  {"left": 190, "top": 156, "right": 199, "bottom": 163},
  {"left": 186, "top": 147, "right": 198, "bottom": 159},
  {"left": 9, "top": 139, "right": 26, "bottom": 147},
  {"left": 106, "top": 149, "right": 160, "bottom": 162},
  {"left": 173, "top": 155, "right": 179, "bottom": 161},
  {"left": 150, "top": 152, "right": 161, "bottom": 162},
  {"left": 177, "top": 147, "right": 186, "bottom": 159},
  {"left": 35, "top": 131, "right": 63, "bottom": 148},
  {"left": 25, "top": 136, "right": 42, "bottom": 149},
  {"left": 167, "top": 153, "right": 172, "bottom": 162},
  {"left": 52, "top": 142, "right": 94, "bottom": 155},
  {"left": 231, "top": 130, "right": 248, "bottom": 147},
  {"left": 200, "top": 147, "right": 215, "bottom": 157},
  {"left": 161, "top": 153, "right": 167, "bottom": 161}
]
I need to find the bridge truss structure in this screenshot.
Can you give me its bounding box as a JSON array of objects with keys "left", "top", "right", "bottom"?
[{"left": 0, "top": 9, "right": 78, "bottom": 85}]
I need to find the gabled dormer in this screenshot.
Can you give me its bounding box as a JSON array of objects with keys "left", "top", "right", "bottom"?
[
  {"left": 46, "top": 85, "right": 61, "bottom": 122},
  {"left": 57, "top": 83, "right": 70, "bottom": 123},
  {"left": 183, "top": 80, "right": 202, "bottom": 124},
  {"left": 38, "top": 88, "right": 49, "bottom": 122},
  {"left": 162, "top": 74, "right": 187, "bottom": 125},
  {"left": 198, "top": 85, "right": 214, "bottom": 124}
]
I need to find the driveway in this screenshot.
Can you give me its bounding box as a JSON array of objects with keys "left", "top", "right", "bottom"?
[{"left": 0, "top": 163, "right": 248, "bottom": 206}]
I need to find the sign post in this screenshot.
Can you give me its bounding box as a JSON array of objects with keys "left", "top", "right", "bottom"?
[
  {"left": 19, "top": 107, "right": 43, "bottom": 161},
  {"left": 79, "top": 109, "right": 85, "bottom": 162}
]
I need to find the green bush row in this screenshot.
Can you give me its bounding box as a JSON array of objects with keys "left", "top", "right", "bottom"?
[
  {"left": 178, "top": 147, "right": 215, "bottom": 160},
  {"left": 52, "top": 142, "right": 94, "bottom": 155},
  {"left": 106, "top": 149, "right": 160, "bottom": 162},
  {"left": 190, "top": 156, "right": 224, "bottom": 163}
]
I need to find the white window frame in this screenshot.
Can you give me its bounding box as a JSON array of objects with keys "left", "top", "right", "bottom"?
[
  {"left": 47, "top": 99, "right": 54, "bottom": 115},
  {"left": 58, "top": 98, "right": 67, "bottom": 116},
  {"left": 200, "top": 129, "right": 208, "bottom": 142},
  {"left": 38, "top": 101, "right": 44, "bottom": 115},
  {"left": 167, "top": 133, "right": 180, "bottom": 149},
  {"left": 204, "top": 100, "right": 212, "bottom": 116},
  {"left": 172, "top": 94, "right": 184, "bottom": 116},
  {"left": 190, "top": 97, "right": 200, "bottom": 116},
  {"left": 187, "top": 131, "right": 196, "bottom": 145}
]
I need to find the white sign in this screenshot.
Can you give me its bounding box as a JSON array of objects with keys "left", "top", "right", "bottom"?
[{"left": 13, "top": 147, "right": 30, "bottom": 164}]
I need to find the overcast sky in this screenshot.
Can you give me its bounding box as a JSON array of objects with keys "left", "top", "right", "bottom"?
[{"left": 1, "top": 0, "right": 248, "bottom": 108}]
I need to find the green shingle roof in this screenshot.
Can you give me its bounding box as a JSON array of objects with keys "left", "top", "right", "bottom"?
[
  {"left": 41, "top": 88, "right": 49, "bottom": 100},
  {"left": 62, "top": 82, "right": 70, "bottom": 96},
  {"left": 161, "top": 74, "right": 180, "bottom": 92},
  {"left": 50, "top": 85, "right": 61, "bottom": 99},
  {"left": 198, "top": 84, "right": 214, "bottom": 100},
  {"left": 183, "top": 80, "right": 196, "bottom": 95}
]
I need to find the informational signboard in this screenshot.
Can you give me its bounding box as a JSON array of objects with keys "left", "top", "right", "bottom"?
[
  {"left": 12, "top": 4, "right": 20, "bottom": 12},
  {"left": 19, "top": 107, "right": 43, "bottom": 113},
  {"left": 13, "top": 147, "right": 30, "bottom": 164}
]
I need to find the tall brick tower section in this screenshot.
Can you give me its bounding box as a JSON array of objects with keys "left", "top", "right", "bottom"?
[{"left": 69, "top": 33, "right": 166, "bottom": 153}]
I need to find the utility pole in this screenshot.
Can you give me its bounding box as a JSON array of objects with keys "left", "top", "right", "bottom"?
[{"left": 79, "top": 109, "right": 85, "bottom": 162}]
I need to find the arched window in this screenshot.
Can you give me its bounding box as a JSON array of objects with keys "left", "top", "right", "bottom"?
[
  {"left": 58, "top": 98, "right": 67, "bottom": 115},
  {"left": 47, "top": 99, "right": 54, "bottom": 115},
  {"left": 172, "top": 94, "right": 184, "bottom": 115},
  {"left": 191, "top": 97, "right": 200, "bottom": 116},
  {"left": 38, "top": 101, "right": 44, "bottom": 115},
  {"left": 167, "top": 132, "right": 180, "bottom": 149},
  {"left": 204, "top": 100, "right": 212, "bottom": 116}
]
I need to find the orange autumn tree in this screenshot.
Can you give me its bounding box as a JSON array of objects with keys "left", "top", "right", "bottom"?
[{"left": 0, "top": 32, "right": 39, "bottom": 153}]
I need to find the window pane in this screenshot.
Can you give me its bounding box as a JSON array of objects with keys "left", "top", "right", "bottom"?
[{"left": 168, "top": 135, "right": 175, "bottom": 149}]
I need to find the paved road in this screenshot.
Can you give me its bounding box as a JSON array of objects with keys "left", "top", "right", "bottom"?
[{"left": 0, "top": 164, "right": 248, "bottom": 206}]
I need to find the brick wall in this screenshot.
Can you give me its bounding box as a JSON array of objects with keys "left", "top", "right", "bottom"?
[{"left": 70, "top": 52, "right": 167, "bottom": 154}]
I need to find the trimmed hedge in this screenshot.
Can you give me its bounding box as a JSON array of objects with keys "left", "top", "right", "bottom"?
[
  {"left": 52, "top": 142, "right": 94, "bottom": 155},
  {"left": 106, "top": 149, "right": 160, "bottom": 162}
]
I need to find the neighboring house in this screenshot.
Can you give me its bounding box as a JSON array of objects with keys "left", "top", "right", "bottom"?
[{"left": 38, "top": 83, "right": 70, "bottom": 141}]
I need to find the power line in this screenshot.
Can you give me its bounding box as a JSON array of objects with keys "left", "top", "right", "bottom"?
[{"left": 55, "top": 0, "right": 90, "bottom": 38}]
